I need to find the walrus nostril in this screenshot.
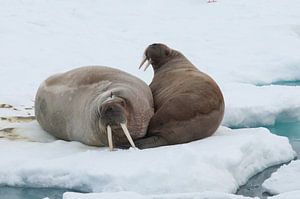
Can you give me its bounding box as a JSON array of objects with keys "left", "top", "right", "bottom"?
[{"left": 100, "top": 106, "right": 114, "bottom": 117}]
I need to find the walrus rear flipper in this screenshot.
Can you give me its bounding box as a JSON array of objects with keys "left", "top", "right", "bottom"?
[{"left": 133, "top": 135, "right": 168, "bottom": 149}]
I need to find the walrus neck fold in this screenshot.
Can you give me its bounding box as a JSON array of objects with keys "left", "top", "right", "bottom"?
[{"left": 152, "top": 52, "right": 194, "bottom": 74}]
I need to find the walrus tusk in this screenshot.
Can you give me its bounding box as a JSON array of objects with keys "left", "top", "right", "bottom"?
[
  {"left": 143, "top": 59, "right": 152, "bottom": 71},
  {"left": 107, "top": 125, "right": 113, "bottom": 151},
  {"left": 120, "top": 123, "right": 136, "bottom": 148},
  {"left": 139, "top": 56, "right": 147, "bottom": 69}
]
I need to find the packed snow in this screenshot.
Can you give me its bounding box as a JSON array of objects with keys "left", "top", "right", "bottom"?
[
  {"left": 0, "top": 123, "right": 296, "bottom": 194},
  {"left": 62, "top": 191, "right": 300, "bottom": 199},
  {"left": 223, "top": 84, "right": 300, "bottom": 128},
  {"left": 1, "top": 0, "right": 300, "bottom": 128},
  {"left": 63, "top": 191, "right": 256, "bottom": 199},
  {"left": 268, "top": 191, "right": 300, "bottom": 199},
  {"left": 262, "top": 160, "right": 300, "bottom": 195},
  {"left": 1, "top": 0, "right": 300, "bottom": 198}
]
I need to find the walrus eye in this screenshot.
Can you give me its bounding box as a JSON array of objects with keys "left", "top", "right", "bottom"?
[
  {"left": 120, "top": 100, "right": 126, "bottom": 107},
  {"left": 165, "top": 49, "right": 170, "bottom": 56}
]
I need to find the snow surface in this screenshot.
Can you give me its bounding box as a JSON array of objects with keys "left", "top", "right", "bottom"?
[
  {"left": 223, "top": 84, "right": 300, "bottom": 128},
  {"left": 268, "top": 191, "right": 300, "bottom": 199},
  {"left": 0, "top": 124, "right": 295, "bottom": 194},
  {"left": 1, "top": 0, "right": 300, "bottom": 198},
  {"left": 63, "top": 191, "right": 300, "bottom": 199},
  {"left": 263, "top": 160, "right": 300, "bottom": 195},
  {"left": 63, "top": 191, "right": 256, "bottom": 199},
  {"left": 62, "top": 191, "right": 300, "bottom": 199},
  {"left": 1, "top": 0, "right": 300, "bottom": 129}
]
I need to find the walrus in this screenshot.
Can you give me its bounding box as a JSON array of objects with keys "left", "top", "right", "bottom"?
[
  {"left": 136, "top": 43, "right": 225, "bottom": 149},
  {"left": 35, "top": 66, "right": 154, "bottom": 150}
]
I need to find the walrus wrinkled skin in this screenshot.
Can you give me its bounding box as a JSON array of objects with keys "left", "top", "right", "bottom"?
[
  {"left": 35, "top": 66, "right": 154, "bottom": 149},
  {"left": 137, "top": 43, "right": 225, "bottom": 149}
]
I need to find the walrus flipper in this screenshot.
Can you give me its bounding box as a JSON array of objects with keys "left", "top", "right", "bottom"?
[{"left": 132, "top": 136, "right": 168, "bottom": 149}]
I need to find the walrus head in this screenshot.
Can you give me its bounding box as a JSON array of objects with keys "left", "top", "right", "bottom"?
[
  {"left": 96, "top": 91, "right": 136, "bottom": 151},
  {"left": 139, "top": 43, "right": 177, "bottom": 71}
]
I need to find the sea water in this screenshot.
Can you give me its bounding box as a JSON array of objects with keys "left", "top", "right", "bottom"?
[
  {"left": 0, "top": 187, "right": 71, "bottom": 199},
  {"left": 257, "top": 80, "right": 300, "bottom": 86},
  {"left": 271, "top": 80, "right": 300, "bottom": 86},
  {"left": 267, "top": 121, "right": 300, "bottom": 156}
]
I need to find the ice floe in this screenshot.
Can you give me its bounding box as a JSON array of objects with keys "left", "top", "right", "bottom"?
[
  {"left": 0, "top": 124, "right": 295, "bottom": 195},
  {"left": 63, "top": 191, "right": 256, "bottom": 199},
  {"left": 268, "top": 190, "right": 300, "bottom": 199},
  {"left": 263, "top": 160, "right": 300, "bottom": 195}
]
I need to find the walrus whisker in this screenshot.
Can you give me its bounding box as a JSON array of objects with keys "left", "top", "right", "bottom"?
[
  {"left": 143, "top": 58, "right": 152, "bottom": 71},
  {"left": 139, "top": 56, "right": 147, "bottom": 69},
  {"left": 107, "top": 125, "right": 113, "bottom": 151},
  {"left": 120, "top": 123, "right": 136, "bottom": 148}
]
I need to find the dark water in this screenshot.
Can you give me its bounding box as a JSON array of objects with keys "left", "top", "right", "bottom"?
[
  {"left": 0, "top": 187, "right": 72, "bottom": 199},
  {"left": 236, "top": 164, "right": 283, "bottom": 198}
]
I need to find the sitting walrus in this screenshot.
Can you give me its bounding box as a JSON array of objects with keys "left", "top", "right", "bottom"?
[
  {"left": 35, "top": 66, "right": 154, "bottom": 150},
  {"left": 136, "top": 43, "right": 225, "bottom": 149}
]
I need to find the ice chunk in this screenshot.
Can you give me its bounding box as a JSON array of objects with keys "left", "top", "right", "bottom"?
[
  {"left": 268, "top": 190, "right": 300, "bottom": 199},
  {"left": 263, "top": 160, "right": 300, "bottom": 195}
]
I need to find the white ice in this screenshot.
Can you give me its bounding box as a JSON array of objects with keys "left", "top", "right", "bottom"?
[
  {"left": 63, "top": 191, "right": 256, "bottom": 199},
  {"left": 0, "top": 0, "right": 300, "bottom": 130},
  {"left": 268, "top": 191, "right": 300, "bottom": 199},
  {"left": 223, "top": 84, "right": 300, "bottom": 128},
  {"left": 62, "top": 191, "right": 300, "bottom": 199},
  {"left": 0, "top": 124, "right": 295, "bottom": 195},
  {"left": 263, "top": 160, "right": 300, "bottom": 195}
]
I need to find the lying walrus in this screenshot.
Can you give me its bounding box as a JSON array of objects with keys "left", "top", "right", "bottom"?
[
  {"left": 137, "top": 43, "right": 225, "bottom": 149},
  {"left": 35, "top": 66, "right": 154, "bottom": 150}
]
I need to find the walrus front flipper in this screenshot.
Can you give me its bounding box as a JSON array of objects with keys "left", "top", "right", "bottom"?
[{"left": 134, "top": 135, "right": 168, "bottom": 149}]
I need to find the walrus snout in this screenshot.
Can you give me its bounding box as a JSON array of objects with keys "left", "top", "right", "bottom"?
[
  {"left": 139, "top": 43, "right": 172, "bottom": 71},
  {"left": 99, "top": 102, "right": 136, "bottom": 151},
  {"left": 99, "top": 102, "right": 126, "bottom": 125}
]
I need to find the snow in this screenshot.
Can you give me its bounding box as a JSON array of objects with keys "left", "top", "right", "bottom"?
[
  {"left": 223, "top": 84, "right": 300, "bottom": 128},
  {"left": 268, "top": 191, "right": 300, "bottom": 199},
  {"left": 1, "top": 0, "right": 300, "bottom": 129},
  {"left": 1, "top": 0, "right": 300, "bottom": 198},
  {"left": 63, "top": 190, "right": 300, "bottom": 199},
  {"left": 63, "top": 191, "right": 256, "bottom": 199},
  {"left": 262, "top": 160, "right": 300, "bottom": 195},
  {"left": 0, "top": 124, "right": 295, "bottom": 194}
]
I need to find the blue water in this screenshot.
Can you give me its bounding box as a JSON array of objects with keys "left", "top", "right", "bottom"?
[
  {"left": 266, "top": 121, "right": 300, "bottom": 156},
  {"left": 267, "top": 121, "right": 300, "bottom": 140},
  {"left": 271, "top": 80, "right": 300, "bottom": 86},
  {"left": 257, "top": 80, "right": 300, "bottom": 86}
]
